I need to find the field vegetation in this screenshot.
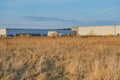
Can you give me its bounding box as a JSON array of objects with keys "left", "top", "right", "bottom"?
[{"left": 0, "top": 36, "right": 120, "bottom": 80}]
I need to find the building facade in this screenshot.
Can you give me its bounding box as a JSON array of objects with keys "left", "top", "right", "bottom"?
[{"left": 71, "top": 25, "right": 120, "bottom": 36}]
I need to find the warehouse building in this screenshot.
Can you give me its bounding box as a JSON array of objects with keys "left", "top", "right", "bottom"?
[
  {"left": 71, "top": 25, "right": 120, "bottom": 36},
  {"left": 0, "top": 28, "right": 71, "bottom": 37}
]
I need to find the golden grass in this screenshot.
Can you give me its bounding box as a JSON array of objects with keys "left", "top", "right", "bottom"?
[{"left": 0, "top": 36, "right": 120, "bottom": 80}]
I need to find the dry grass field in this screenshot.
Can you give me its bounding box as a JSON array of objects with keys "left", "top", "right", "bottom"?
[{"left": 0, "top": 36, "right": 120, "bottom": 80}]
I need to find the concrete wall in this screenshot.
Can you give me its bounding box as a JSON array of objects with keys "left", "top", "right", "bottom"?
[
  {"left": 72, "top": 25, "right": 120, "bottom": 36},
  {"left": 0, "top": 28, "right": 7, "bottom": 37}
]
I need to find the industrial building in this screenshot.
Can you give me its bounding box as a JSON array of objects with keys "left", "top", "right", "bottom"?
[
  {"left": 0, "top": 28, "right": 71, "bottom": 37},
  {"left": 71, "top": 25, "right": 120, "bottom": 36}
]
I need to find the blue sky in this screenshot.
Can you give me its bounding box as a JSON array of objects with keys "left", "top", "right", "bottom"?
[{"left": 0, "top": 0, "right": 120, "bottom": 29}]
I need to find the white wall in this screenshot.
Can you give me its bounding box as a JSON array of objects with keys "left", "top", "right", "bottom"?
[
  {"left": 77, "top": 25, "right": 120, "bottom": 36},
  {"left": 78, "top": 27, "right": 94, "bottom": 35},
  {"left": 116, "top": 25, "right": 120, "bottom": 35},
  {"left": 93, "top": 26, "right": 114, "bottom": 35},
  {"left": 0, "top": 28, "right": 7, "bottom": 37}
]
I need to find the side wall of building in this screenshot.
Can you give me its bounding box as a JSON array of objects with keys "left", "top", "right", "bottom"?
[
  {"left": 77, "top": 25, "right": 120, "bottom": 36},
  {"left": 92, "top": 26, "right": 114, "bottom": 36},
  {"left": 116, "top": 25, "right": 120, "bottom": 35},
  {"left": 0, "top": 28, "right": 7, "bottom": 37}
]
